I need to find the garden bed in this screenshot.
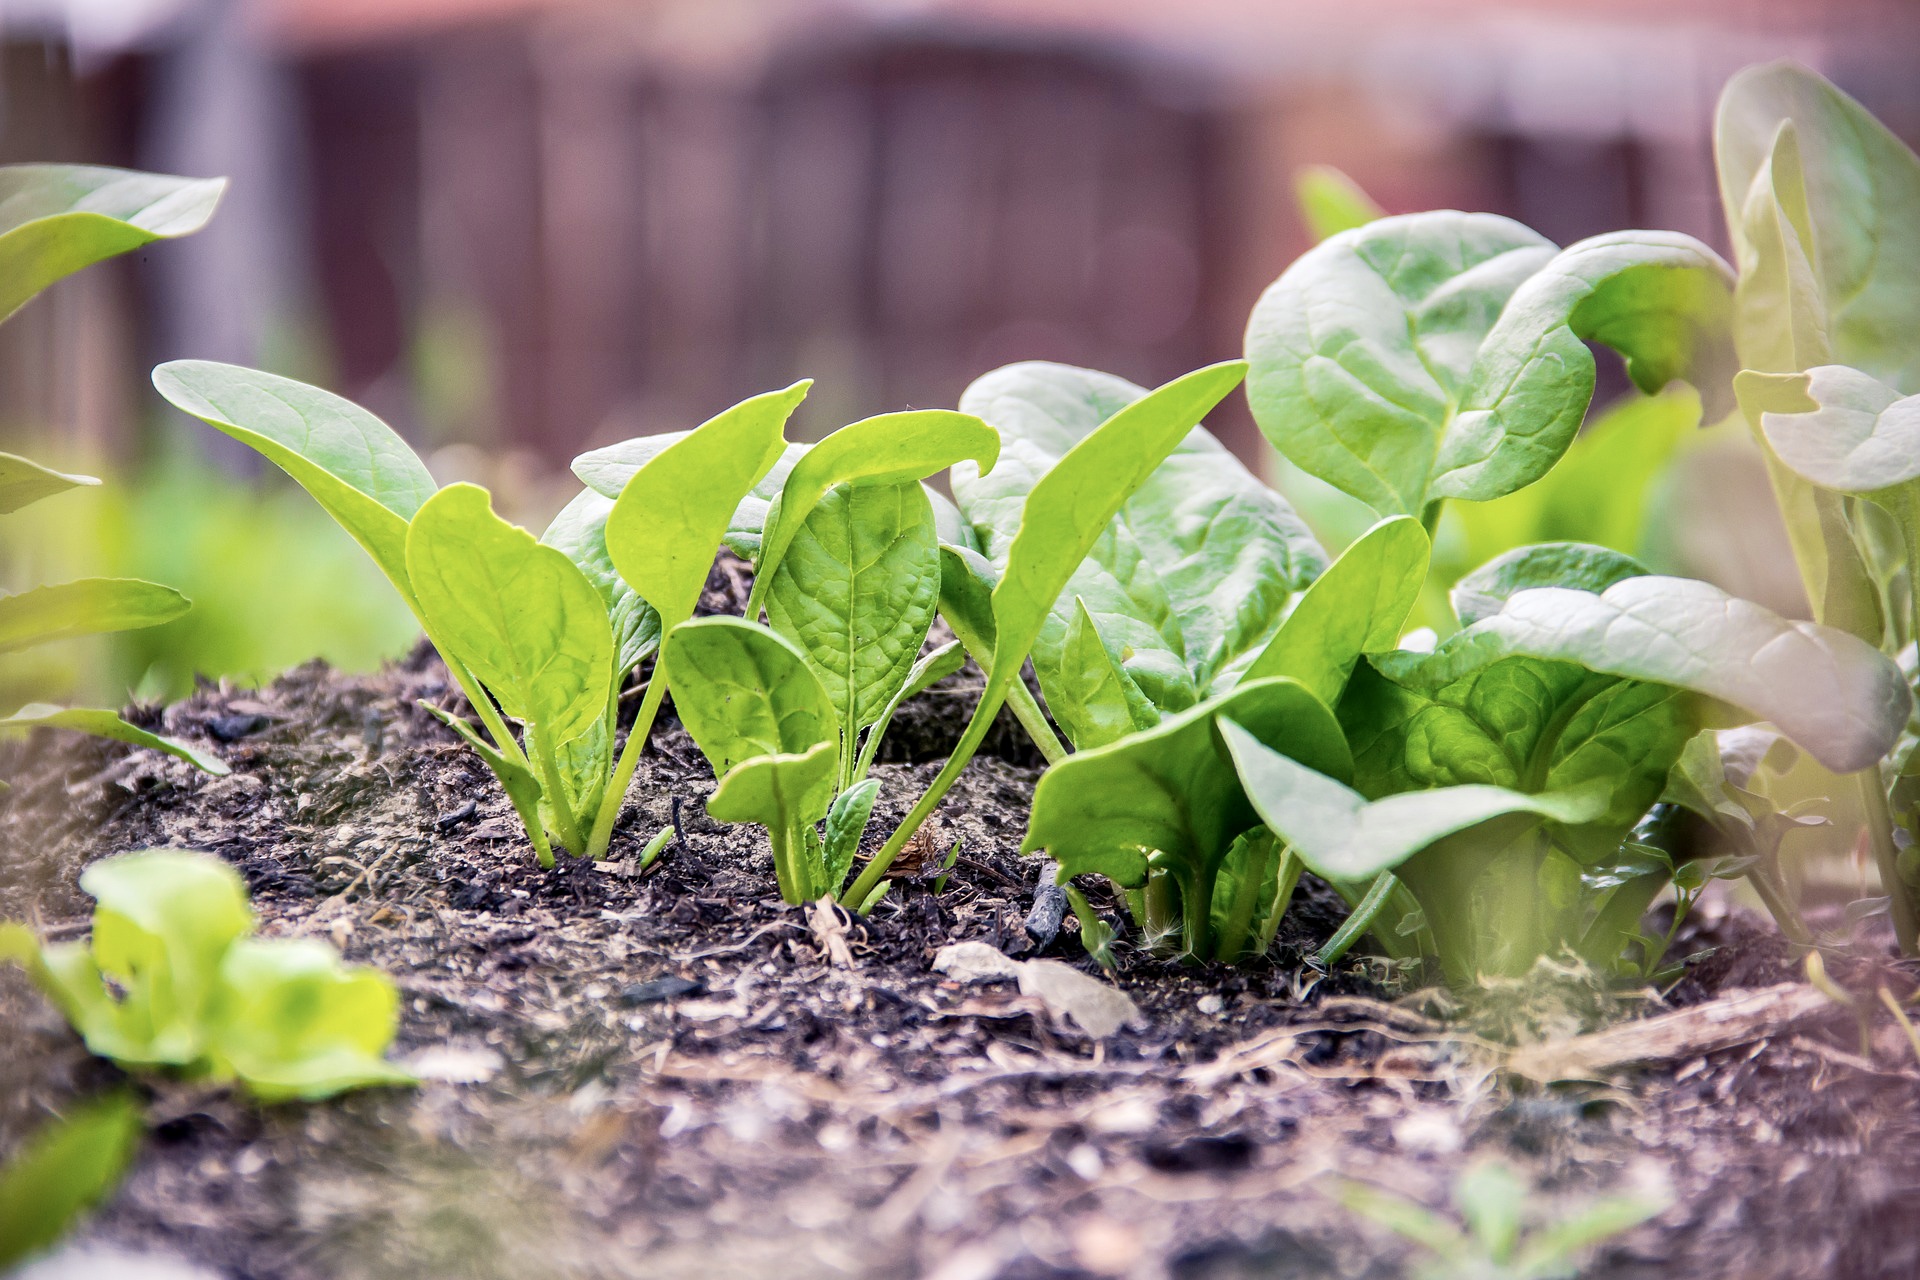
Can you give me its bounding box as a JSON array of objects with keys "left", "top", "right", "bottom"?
[{"left": 5, "top": 633, "right": 1919, "bottom": 1280}]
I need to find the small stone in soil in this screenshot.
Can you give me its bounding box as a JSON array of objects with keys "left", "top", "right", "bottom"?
[
  {"left": 435, "top": 800, "right": 478, "bottom": 831},
  {"left": 207, "top": 712, "right": 271, "bottom": 742},
  {"left": 1025, "top": 882, "right": 1068, "bottom": 947},
  {"left": 620, "top": 976, "right": 702, "bottom": 1006}
]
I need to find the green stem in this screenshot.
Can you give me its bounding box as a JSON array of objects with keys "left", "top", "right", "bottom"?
[
  {"left": 1855, "top": 772, "right": 1918, "bottom": 955},
  {"left": 1181, "top": 867, "right": 1215, "bottom": 963},
  {"left": 841, "top": 670, "right": 1012, "bottom": 908},
  {"left": 1314, "top": 872, "right": 1398, "bottom": 968},
  {"left": 1419, "top": 499, "right": 1444, "bottom": 539},
  {"left": 769, "top": 822, "right": 801, "bottom": 904},
  {"left": 1257, "top": 846, "right": 1305, "bottom": 956},
  {"left": 1004, "top": 676, "right": 1068, "bottom": 765},
  {"left": 527, "top": 721, "right": 584, "bottom": 855},
  {"left": 441, "top": 650, "right": 531, "bottom": 773},
  {"left": 585, "top": 662, "right": 671, "bottom": 862}
]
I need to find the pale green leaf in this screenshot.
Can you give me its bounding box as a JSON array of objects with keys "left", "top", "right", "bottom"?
[
  {"left": 1451, "top": 542, "right": 1648, "bottom": 628},
  {"left": 0, "top": 451, "right": 97, "bottom": 515},
  {"left": 1223, "top": 717, "right": 1605, "bottom": 888},
  {"left": 541, "top": 488, "right": 660, "bottom": 676},
  {"left": 1052, "top": 596, "right": 1159, "bottom": 750},
  {"left": 1, "top": 703, "right": 229, "bottom": 775},
  {"left": 152, "top": 362, "right": 436, "bottom": 596},
  {"left": 0, "top": 1095, "right": 140, "bottom": 1270},
  {"left": 575, "top": 434, "right": 807, "bottom": 560},
  {"left": 1294, "top": 164, "right": 1383, "bottom": 242},
  {"left": 0, "top": 164, "right": 225, "bottom": 321},
  {"left": 0, "top": 578, "right": 189, "bottom": 654},
  {"left": 208, "top": 938, "right": 414, "bottom": 1101},
  {"left": 1759, "top": 364, "right": 1920, "bottom": 497}
]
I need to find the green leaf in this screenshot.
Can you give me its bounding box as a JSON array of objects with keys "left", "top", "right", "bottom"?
[
  {"left": 1246, "top": 212, "right": 1556, "bottom": 516},
  {"left": 576, "top": 434, "right": 808, "bottom": 560},
  {"left": 1758, "top": 365, "right": 1920, "bottom": 499},
  {"left": 407, "top": 484, "right": 612, "bottom": 749},
  {"left": 152, "top": 362, "right": 437, "bottom": 597},
  {"left": 0, "top": 578, "right": 190, "bottom": 654},
  {"left": 0, "top": 164, "right": 225, "bottom": 321},
  {"left": 1294, "top": 164, "right": 1383, "bottom": 242},
  {"left": 541, "top": 488, "right": 660, "bottom": 677},
  {"left": 1022, "top": 677, "right": 1349, "bottom": 907},
  {"left": 1452, "top": 1161, "right": 1527, "bottom": 1263},
  {"left": 0, "top": 1095, "right": 141, "bottom": 1270},
  {"left": 664, "top": 616, "right": 838, "bottom": 778},
  {"left": 1, "top": 703, "right": 229, "bottom": 775},
  {"left": 823, "top": 778, "right": 881, "bottom": 895},
  {"left": 0, "top": 451, "right": 97, "bottom": 515},
  {"left": 1387, "top": 574, "right": 1908, "bottom": 775},
  {"left": 1430, "top": 231, "right": 1735, "bottom": 503},
  {"left": 852, "top": 638, "right": 967, "bottom": 783},
  {"left": 207, "top": 938, "right": 414, "bottom": 1101},
  {"left": 938, "top": 544, "right": 999, "bottom": 659},
  {"left": 5, "top": 850, "right": 253, "bottom": 1068},
  {"left": 1246, "top": 213, "right": 1734, "bottom": 516},
  {"left": 767, "top": 481, "right": 942, "bottom": 736},
  {"left": 605, "top": 383, "right": 810, "bottom": 628},
  {"left": 1222, "top": 719, "right": 1605, "bottom": 882},
  {"left": 1451, "top": 542, "right": 1649, "bottom": 628},
  {"left": 1727, "top": 122, "right": 1831, "bottom": 375},
  {"left": 1240, "top": 515, "right": 1427, "bottom": 704},
  {"left": 707, "top": 741, "right": 840, "bottom": 904},
  {"left": 1052, "top": 596, "right": 1159, "bottom": 750},
  {"left": 1716, "top": 61, "right": 1920, "bottom": 391},
  {"left": 956, "top": 360, "right": 1322, "bottom": 714},
  {"left": 748, "top": 409, "right": 998, "bottom": 616}
]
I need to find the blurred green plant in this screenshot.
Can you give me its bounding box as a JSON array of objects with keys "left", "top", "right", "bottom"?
[
  {"left": 0, "top": 1095, "right": 141, "bottom": 1271},
  {"left": 1333, "top": 1160, "right": 1667, "bottom": 1280}
]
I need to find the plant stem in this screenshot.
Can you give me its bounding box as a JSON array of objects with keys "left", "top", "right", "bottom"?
[
  {"left": 1856, "top": 771, "right": 1918, "bottom": 955},
  {"left": 1180, "top": 867, "right": 1215, "bottom": 962},
  {"left": 526, "top": 722, "right": 584, "bottom": 855},
  {"left": 1315, "top": 872, "right": 1398, "bottom": 968},
  {"left": 841, "top": 675, "right": 1004, "bottom": 908},
  {"left": 585, "top": 664, "right": 670, "bottom": 862},
  {"left": 1004, "top": 676, "right": 1068, "bottom": 764}
]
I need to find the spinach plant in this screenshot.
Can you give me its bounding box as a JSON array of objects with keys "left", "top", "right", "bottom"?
[
  {"left": 0, "top": 165, "right": 229, "bottom": 776},
  {"left": 2, "top": 849, "right": 413, "bottom": 1100},
  {"left": 154, "top": 361, "right": 811, "bottom": 866},
  {"left": 1712, "top": 61, "right": 1920, "bottom": 953}
]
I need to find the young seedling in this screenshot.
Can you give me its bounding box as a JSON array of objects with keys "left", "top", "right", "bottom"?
[
  {"left": 0, "top": 1095, "right": 141, "bottom": 1271},
  {"left": 1, "top": 849, "right": 413, "bottom": 1100},
  {"left": 0, "top": 164, "right": 229, "bottom": 775}
]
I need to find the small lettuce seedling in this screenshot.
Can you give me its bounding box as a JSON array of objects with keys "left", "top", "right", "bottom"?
[
  {"left": 0, "top": 1095, "right": 141, "bottom": 1271},
  {"left": 0, "top": 165, "right": 229, "bottom": 776},
  {"left": 1, "top": 849, "right": 412, "bottom": 1100}
]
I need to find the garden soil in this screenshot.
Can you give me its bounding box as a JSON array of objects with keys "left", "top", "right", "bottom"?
[{"left": 4, "top": 576, "right": 1918, "bottom": 1280}]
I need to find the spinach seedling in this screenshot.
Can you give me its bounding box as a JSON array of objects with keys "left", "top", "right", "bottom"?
[
  {"left": 0, "top": 1095, "right": 140, "bottom": 1271},
  {"left": 1, "top": 849, "right": 413, "bottom": 1100},
  {"left": 0, "top": 165, "right": 228, "bottom": 775}
]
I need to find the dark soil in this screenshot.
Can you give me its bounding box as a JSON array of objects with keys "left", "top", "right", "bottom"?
[{"left": 4, "top": 615, "right": 1920, "bottom": 1277}]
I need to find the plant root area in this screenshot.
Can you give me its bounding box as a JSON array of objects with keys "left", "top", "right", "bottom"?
[{"left": 5, "top": 653, "right": 1920, "bottom": 1279}]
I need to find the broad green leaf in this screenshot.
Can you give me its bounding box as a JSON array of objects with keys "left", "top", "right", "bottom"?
[
  {"left": 766, "top": 481, "right": 941, "bottom": 735},
  {"left": 1384, "top": 574, "right": 1907, "bottom": 775},
  {"left": 707, "top": 741, "right": 839, "bottom": 903},
  {"left": 748, "top": 409, "right": 999, "bottom": 615},
  {"left": 958, "top": 359, "right": 1305, "bottom": 711},
  {"left": 0, "top": 451, "right": 96, "bottom": 515},
  {"left": 664, "top": 616, "right": 838, "bottom": 778},
  {"left": 407, "top": 484, "right": 612, "bottom": 748},
  {"left": 1429, "top": 231, "right": 1734, "bottom": 503},
  {"left": 1239, "top": 515, "right": 1427, "bottom": 704},
  {"left": 1207, "top": 828, "right": 1289, "bottom": 964},
  {"left": 0, "top": 1095, "right": 140, "bottom": 1270},
  {"left": 1222, "top": 719, "right": 1606, "bottom": 882},
  {"left": 152, "top": 362, "right": 437, "bottom": 595},
  {"left": 1451, "top": 542, "right": 1648, "bottom": 628},
  {"left": 208, "top": 938, "right": 414, "bottom": 1101},
  {"left": 542, "top": 489, "right": 660, "bottom": 676},
  {"left": 938, "top": 544, "right": 998, "bottom": 659},
  {"left": 0, "top": 578, "right": 189, "bottom": 654},
  {"left": 576, "top": 435, "right": 807, "bottom": 560},
  {"left": 1246, "top": 213, "right": 1733, "bottom": 516},
  {"left": 1246, "top": 212, "right": 1556, "bottom": 516},
  {"left": 1022, "top": 676, "right": 1350, "bottom": 896},
  {"left": 1716, "top": 61, "right": 1920, "bottom": 391},
  {"left": 1295, "top": 164, "right": 1383, "bottom": 242},
  {"left": 852, "top": 638, "right": 967, "bottom": 782},
  {"left": 823, "top": 777, "right": 881, "bottom": 894},
  {"left": 0, "top": 164, "right": 225, "bottom": 321},
  {"left": 7, "top": 850, "right": 253, "bottom": 1067},
  {"left": 605, "top": 383, "right": 809, "bottom": 627},
  {"left": 1, "top": 703, "right": 229, "bottom": 775},
  {"left": 1729, "top": 122, "right": 1831, "bottom": 375},
  {"left": 1052, "top": 596, "right": 1159, "bottom": 750}
]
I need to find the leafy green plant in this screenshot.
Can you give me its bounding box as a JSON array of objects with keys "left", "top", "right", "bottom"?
[
  {"left": 0, "top": 164, "right": 229, "bottom": 775},
  {"left": 1334, "top": 1160, "right": 1666, "bottom": 1280},
  {"left": 1, "top": 849, "right": 412, "bottom": 1100},
  {"left": 0, "top": 1095, "right": 141, "bottom": 1270},
  {"left": 1711, "top": 61, "right": 1920, "bottom": 954}
]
